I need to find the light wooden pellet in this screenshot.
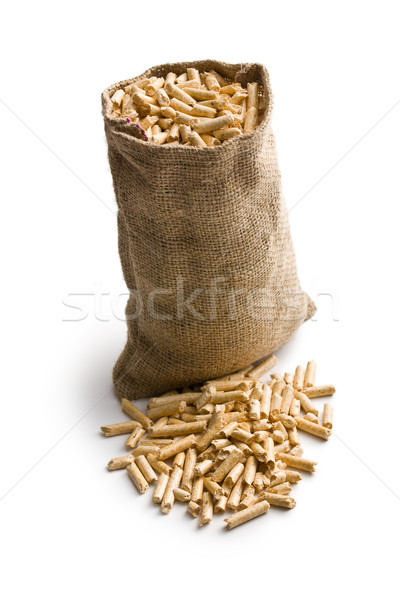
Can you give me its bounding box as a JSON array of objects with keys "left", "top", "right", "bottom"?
[
  {"left": 260, "top": 385, "right": 272, "bottom": 419},
  {"left": 231, "top": 427, "right": 253, "bottom": 443},
  {"left": 153, "top": 472, "right": 169, "bottom": 503},
  {"left": 285, "top": 470, "right": 302, "bottom": 484},
  {"left": 176, "top": 72, "right": 188, "bottom": 84},
  {"left": 127, "top": 461, "right": 149, "bottom": 494},
  {"left": 273, "top": 421, "right": 288, "bottom": 440},
  {"left": 165, "top": 82, "right": 196, "bottom": 107},
  {"left": 270, "top": 469, "right": 286, "bottom": 486},
  {"left": 323, "top": 403, "right": 333, "bottom": 429},
  {"left": 214, "top": 493, "right": 229, "bottom": 513},
  {"left": 148, "top": 421, "right": 206, "bottom": 437},
  {"left": 193, "top": 113, "right": 234, "bottom": 134},
  {"left": 270, "top": 429, "right": 287, "bottom": 444},
  {"left": 155, "top": 87, "right": 170, "bottom": 107},
  {"left": 131, "top": 91, "right": 157, "bottom": 107},
  {"left": 243, "top": 107, "right": 257, "bottom": 134},
  {"left": 224, "top": 462, "right": 245, "bottom": 488},
  {"left": 199, "top": 491, "right": 213, "bottom": 526},
  {"left": 196, "top": 412, "right": 224, "bottom": 452},
  {"left": 219, "top": 421, "right": 239, "bottom": 439},
  {"left": 225, "top": 500, "right": 270, "bottom": 529},
  {"left": 264, "top": 437, "right": 276, "bottom": 470},
  {"left": 288, "top": 426, "right": 300, "bottom": 446},
  {"left": 139, "top": 438, "right": 173, "bottom": 447},
  {"left": 293, "top": 366, "right": 305, "bottom": 390},
  {"left": 121, "top": 398, "right": 153, "bottom": 430},
  {"left": 258, "top": 492, "right": 296, "bottom": 509},
  {"left": 275, "top": 453, "right": 317, "bottom": 472},
  {"left": 232, "top": 441, "right": 252, "bottom": 457},
  {"left": 101, "top": 420, "right": 141, "bottom": 437},
  {"left": 212, "top": 448, "right": 243, "bottom": 482},
  {"left": 187, "top": 501, "right": 201, "bottom": 517},
  {"left": 165, "top": 72, "right": 176, "bottom": 85},
  {"left": 211, "top": 439, "right": 231, "bottom": 451},
  {"left": 270, "top": 392, "right": 282, "bottom": 417},
  {"left": 148, "top": 392, "right": 199, "bottom": 409},
  {"left": 252, "top": 430, "right": 270, "bottom": 444},
  {"left": 205, "top": 73, "right": 220, "bottom": 92},
  {"left": 253, "top": 472, "right": 265, "bottom": 493},
  {"left": 111, "top": 89, "right": 125, "bottom": 106},
  {"left": 272, "top": 379, "right": 285, "bottom": 396},
  {"left": 182, "top": 87, "right": 218, "bottom": 101},
  {"left": 243, "top": 455, "right": 258, "bottom": 486},
  {"left": 247, "top": 354, "right": 277, "bottom": 379},
  {"left": 238, "top": 485, "right": 257, "bottom": 511},
  {"left": 304, "top": 360, "right": 316, "bottom": 387},
  {"left": 131, "top": 445, "right": 161, "bottom": 458},
  {"left": 180, "top": 447, "right": 197, "bottom": 492},
  {"left": 249, "top": 396, "right": 261, "bottom": 421},
  {"left": 273, "top": 440, "right": 291, "bottom": 454},
  {"left": 305, "top": 385, "right": 336, "bottom": 398},
  {"left": 147, "top": 399, "right": 186, "bottom": 420},
  {"left": 250, "top": 441, "right": 268, "bottom": 462},
  {"left": 195, "top": 385, "right": 216, "bottom": 410},
  {"left": 289, "top": 396, "right": 301, "bottom": 418},
  {"left": 304, "top": 412, "right": 319, "bottom": 423},
  {"left": 135, "top": 455, "right": 158, "bottom": 484},
  {"left": 204, "top": 478, "right": 224, "bottom": 500},
  {"left": 212, "top": 390, "right": 249, "bottom": 404},
  {"left": 147, "top": 454, "right": 172, "bottom": 476},
  {"left": 174, "top": 488, "right": 191, "bottom": 502},
  {"left": 161, "top": 465, "right": 183, "bottom": 513},
  {"left": 280, "top": 385, "right": 294, "bottom": 414},
  {"left": 188, "top": 131, "right": 207, "bottom": 147},
  {"left": 227, "top": 474, "right": 245, "bottom": 510},
  {"left": 294, "top": 390, "right": 319, "bottom": 416},
  {"left": 277, "top": 414, "right": 296, "bottom": 428},
  {"left": 267, "top": 482, "right": 292, "bottom": 495},
  {"left": 191, "top": 476, "right": 204, "bottom": 504},
  {"left": 187, "top": 67, "right": 201, "bottom": 85},
  {"left": 217, "top": 443, "right": 237, "bottom": 459},
  {"left": 194, "top": 459, "right": 214, "bottom": 477},
  {"left": 168, "top": 417, "right": 185, "bottom": 425},
  {"left": 173, "top": 451, "right": 186, "bottom": 469},
  {"left": 295, "top": 417, "right": 332, "bottom": 440},
  {"left": 107, "top": 454, "right": 134, "bottom": 471},
  {"left": 251, "top": 419, "right": 272, "bottom": 432},
  {"left": 284, "top": 372, "right": 294, "bottom": 385},
  {"left": 154, "top": 416, "right": 169, "bottom": 426},
  {"left": 158, "top": 434, "right": 196, "bottom": 461}
]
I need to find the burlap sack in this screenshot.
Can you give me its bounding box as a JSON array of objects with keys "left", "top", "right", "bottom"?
[{"left": 102, "top": 60, "right": 315, "bottom": 400}]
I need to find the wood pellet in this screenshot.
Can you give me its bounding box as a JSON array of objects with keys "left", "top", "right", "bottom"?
[
  {"left": 101, "top": 356, "right": 335, "bottom": 529},
  {"left": 110, "top": 67, "right": 265, "bottom": 146}
]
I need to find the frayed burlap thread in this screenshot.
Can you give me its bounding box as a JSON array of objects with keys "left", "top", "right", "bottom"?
[{"left": 102, "top": 60, "right": 316, "bottom": 400}]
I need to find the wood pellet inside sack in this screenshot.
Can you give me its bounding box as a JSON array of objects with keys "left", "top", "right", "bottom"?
[
  {"left": 101, "top": 357, "right": 336, "bottom": 530},
  {"left": 110, "top": 68, "right": 266, "bottom": 146}
]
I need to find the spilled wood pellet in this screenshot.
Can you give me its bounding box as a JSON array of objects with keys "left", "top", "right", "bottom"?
[
  {"left": 101, "top": 356, "right": 335, "bottom": 529},
  {"left": 110, "top": 67, "right": 266, "bottom": 145}
]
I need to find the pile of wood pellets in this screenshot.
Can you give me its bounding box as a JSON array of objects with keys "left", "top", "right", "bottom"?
[
  {"left": 109, "top": 67, "right": 264, "bottom": 146},
  {"left": 101, "top": 356, "right": 335, "bottom": 529}
]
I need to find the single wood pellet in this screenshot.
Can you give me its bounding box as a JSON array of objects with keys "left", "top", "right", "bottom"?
[{"left": 101, "top": 355, "right": 335, "bottom": 529}]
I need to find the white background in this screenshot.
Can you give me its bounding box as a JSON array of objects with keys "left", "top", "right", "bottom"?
[{"left": 1, "top": 1, "right": 399, "bottom": 598}]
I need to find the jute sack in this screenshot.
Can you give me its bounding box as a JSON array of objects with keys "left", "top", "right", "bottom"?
[{"left": 102, "top": 60, "right": 316, "bottom": 400}]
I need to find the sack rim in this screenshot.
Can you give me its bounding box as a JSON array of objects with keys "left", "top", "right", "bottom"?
[{"left": 101, "top": 59, "right": 274, "bottom": 154}]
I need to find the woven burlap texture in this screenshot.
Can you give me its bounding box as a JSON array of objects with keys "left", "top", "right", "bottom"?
[{"left": 102, "top": 60, "right": 316, "bottom": 400}]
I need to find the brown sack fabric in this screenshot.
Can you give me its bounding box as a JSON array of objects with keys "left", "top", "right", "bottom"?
[{"left": 102, "top": 60, "right": 316, "bottom": 400}]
